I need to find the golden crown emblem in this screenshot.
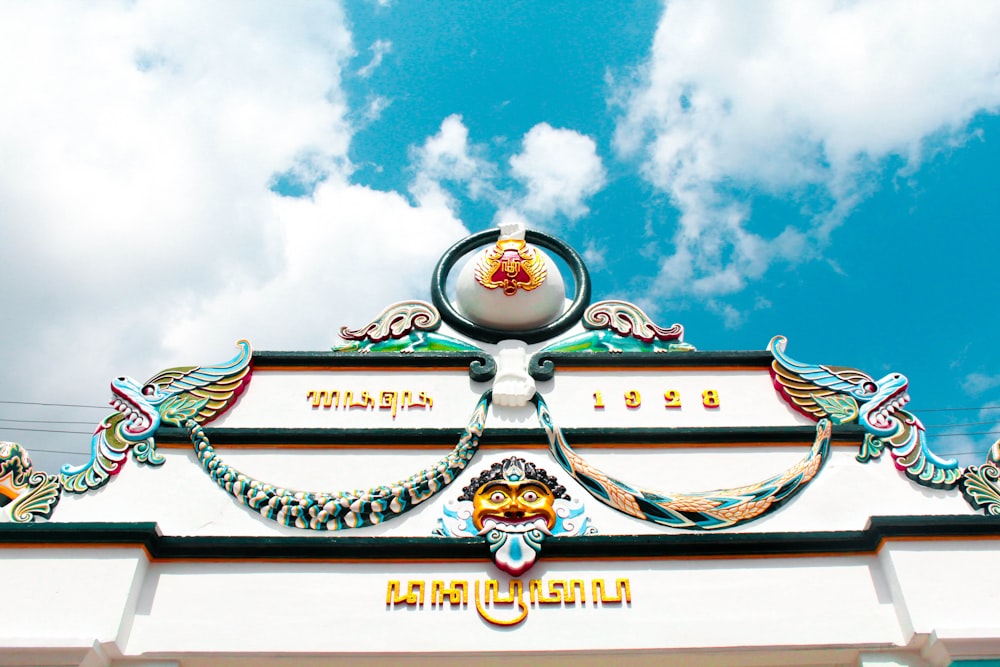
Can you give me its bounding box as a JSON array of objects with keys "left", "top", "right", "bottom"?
[{"left": 473, "top": 239, "right": 547, "bottom": 296}]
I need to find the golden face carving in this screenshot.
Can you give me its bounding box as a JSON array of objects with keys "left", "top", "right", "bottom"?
[{"left": 472, "top": 480, "right": 557, "bottom": 530}]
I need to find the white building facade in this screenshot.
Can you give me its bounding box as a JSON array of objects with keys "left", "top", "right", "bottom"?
[{"left": 3, "top": 227, "right": 1000, "bottom": 667}]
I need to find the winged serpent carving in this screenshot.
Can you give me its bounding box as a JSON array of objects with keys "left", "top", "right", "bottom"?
[
  {"left": 769, "top": 335, "right": 960, "bottom": 489},
  {"left": 60, "top": 340, "right": 252, "bottom": 493}
]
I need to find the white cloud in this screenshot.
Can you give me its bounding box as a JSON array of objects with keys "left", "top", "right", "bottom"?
[
  {"left": 963, "top": 373, "right": 1000, "bottom": 396},
  {"left": 615, "top": 0, "right": 1000, "bottom": 301},
  {"left": 708, "top": 300, "right": 744, "bottom": 330},
  {"left": 162, "top": 180, "right": 467, "bottom": 357},
  {"left": 582, "top": 241, "right": 607, "bottom": 272},
  {"left": 406, "top": 119, "right": 607, "bottom": 229},
  {"left": 357, "top": 39, "right": 392, "bottom": 78},
  {"left": 0, "top": 3, "right": 468, "bottom": 470},
  {"left": 509, "top": 123, "right": 606, "bottom": 220},
  {"left": 360, "top": 95, "right": 392, "bottom": 125},
  {"left": 408, "top": 114, "right": 495, "bottom": 210}
]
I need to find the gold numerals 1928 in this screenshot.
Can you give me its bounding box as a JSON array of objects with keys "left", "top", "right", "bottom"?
[{"left": 592, "top": 389, "right": 720, "bottom": 410}]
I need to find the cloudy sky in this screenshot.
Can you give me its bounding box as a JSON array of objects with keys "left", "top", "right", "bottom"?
[{"left": 2, "top": 1, "right": 999, "bottom": 472}]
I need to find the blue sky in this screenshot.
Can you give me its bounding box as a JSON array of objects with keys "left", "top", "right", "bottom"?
[{"left": 1, "top": 1, "right": 999, "bottom": 471}]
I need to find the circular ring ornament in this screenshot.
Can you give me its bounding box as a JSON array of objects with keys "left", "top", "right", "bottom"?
[{"left": 431, "top": 229, "right": 591, "bottom": 344}]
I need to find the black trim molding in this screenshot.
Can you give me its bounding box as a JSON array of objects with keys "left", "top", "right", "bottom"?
[
  {"left": 3, "top": 516, "right": 999, "bottom": 560},
  {"left": 155, "top": 424, "right": 867, "bottom": 446},
  {"left": 529, "top": 350, "right": 776, "bottom": 381},
  {"left": 253, "top": 351, "right": 497, "bottom": 382}
]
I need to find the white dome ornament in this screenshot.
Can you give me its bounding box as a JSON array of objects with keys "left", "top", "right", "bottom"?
[
  {"left": 450, "top": 222, "right": 573, "bottom": 407},
  {"left": 454, "top": 223, "right": 566, "bottom": 331},
  {"left": 429, "top": 224, "right": 592, "bottom": 344}
]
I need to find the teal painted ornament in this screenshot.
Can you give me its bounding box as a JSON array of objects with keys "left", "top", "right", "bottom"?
[
  {"left": 535, "top": 393, "right": 831, "bottom": 530},
  {"left": 333, "top": 300, "right": 482, "bottom": 353},
  {"left": 541, "top": 300, "right": 695, "bottom": 354},
  {"left": 191, "top": 391, "right": 493, "bottom": 530},
  {"left": 59, "top": 340, "right": 252, "bottom": 494},
  {"left": 769, "top": 335, "right": 960, "bottom": 489},
  {"left": 0, "top": 441, "right": 61, "bottom": 523}
]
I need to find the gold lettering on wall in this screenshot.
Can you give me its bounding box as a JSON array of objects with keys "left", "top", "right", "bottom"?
[
  {"left": 590, "top": 388, "right": 722, "bottom": 410},
  {"left": 431, "top": 580, "right": 469, "bottom": 606},
  {"left": 307, "top": 390, "right": 433, "bottom": 419},
  {"left": 386, "top": 577, "right": 632, "bottom": 627}
]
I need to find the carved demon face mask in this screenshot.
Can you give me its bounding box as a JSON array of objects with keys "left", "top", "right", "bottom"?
[
  {"left": 435, "top": 456, "right": 593, "bottom": 577},
  {"left": 472, "top": 478, "right": 557, "bottom": 533}
]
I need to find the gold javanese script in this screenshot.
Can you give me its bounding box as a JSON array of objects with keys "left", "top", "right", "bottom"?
[
  {"left": 386, "top": 577, "right": 631, "bottom": 627},
  {"left": 307, "top": 390, "right": 433, "bottom": 418}
]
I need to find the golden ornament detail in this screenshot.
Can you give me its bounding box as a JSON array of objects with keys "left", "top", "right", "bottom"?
[{"left": 474, "top": 239, "right": 547, "bottom": 296}]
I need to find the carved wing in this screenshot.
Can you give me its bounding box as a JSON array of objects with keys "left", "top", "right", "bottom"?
[
  {"left": 7, "top": 472, "right": 61, "bottom": 522},
  {"left": 149, "top": 340, "right": 252, "bottom": 425},
  {"left": 768, "top": 335, "right": 873, "bottom": 424},
  {"left": 338, "top": 301, "right": 441, "bottom": 343},
  {"left": 584, "top": 300, "right": 685, "bottom": 342}
]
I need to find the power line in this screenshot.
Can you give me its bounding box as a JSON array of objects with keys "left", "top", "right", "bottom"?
[
  {"left": 924, "top": 419, "right": 1000, "bottom": 428},
  {"left": 918, "top": 405, "right": 1000, "bottom": 412},
  {"left": 930, "top": 430, "right": 1000, "bottom": 438},
  {"left": 11, "top": 446, "right": 91, "bottom": 456},
  {"left": 0, "top": 418, "right": 97, "bottom": 425},
  {"left": 0, "top": 400, "right": 108, "bottom": 409},
  {"left": 0, "top": 426, "right": 93, "bottom": 435}
]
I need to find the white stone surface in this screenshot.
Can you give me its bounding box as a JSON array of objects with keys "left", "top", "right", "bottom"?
[
  {"left": 210, "top": 367, "right": 812, "bottom": 429},
  {"left": 5, "top": 334, "right": 997, "bottom": 665},
  {"left": 5, "top": 544, "right": 999, "bottom": 665},
  {"left": 491, "top": 340, "right": 536, "bottom": 407}
]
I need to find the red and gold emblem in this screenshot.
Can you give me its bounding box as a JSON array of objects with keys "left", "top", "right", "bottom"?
[{"left": 473, "top": 239, "right": 547, "bottom": 296}]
